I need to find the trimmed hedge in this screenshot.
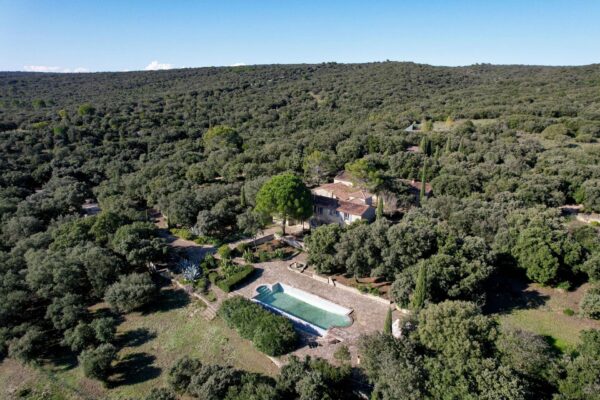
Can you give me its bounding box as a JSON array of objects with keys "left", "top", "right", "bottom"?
[
  {"left": 215, "top": 264, "right": 254, "bottom": 293},
  {"left": 218, "top": 296, "right": 297, "bottom": 356}
]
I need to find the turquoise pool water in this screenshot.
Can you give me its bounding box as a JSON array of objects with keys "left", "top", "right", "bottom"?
[{"left": 253, "top": 284, "right": 352, "bottom": 330}]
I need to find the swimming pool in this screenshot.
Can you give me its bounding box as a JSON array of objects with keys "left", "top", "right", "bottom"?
[{"left": 253, "top": 283, "right": 352, "bottom": 335}]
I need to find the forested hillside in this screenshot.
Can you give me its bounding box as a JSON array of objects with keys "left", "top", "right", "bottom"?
[{"left": 1, "top": 62, "right": 600, "bottom": 399}]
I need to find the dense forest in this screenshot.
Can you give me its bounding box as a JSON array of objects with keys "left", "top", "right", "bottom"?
[{"left": 1, "top": 62, "right": 600, "bottom": 399}]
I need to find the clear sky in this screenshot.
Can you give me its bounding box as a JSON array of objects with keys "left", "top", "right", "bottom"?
[{"left": 1, "top": 0, "right": 599, "bottom": 72}]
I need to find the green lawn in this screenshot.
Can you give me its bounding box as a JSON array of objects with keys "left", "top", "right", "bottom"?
[
  {"left": 0, "top": 287, "right": 277, "bottom": 400},
  {"left": 498, "top": 310, "right": 584, "bottom": 353},
  {"left": 495, "top": 281, "right": 600, "bottom": 353}
]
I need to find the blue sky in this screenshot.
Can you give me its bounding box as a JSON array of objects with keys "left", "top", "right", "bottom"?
[{"left": 1, "top": 0, "right": 599, "bottom": 72}]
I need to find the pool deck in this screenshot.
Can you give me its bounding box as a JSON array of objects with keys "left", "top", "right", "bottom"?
[{"left": 232, "top": 255, "right": 392, "bottom": 365}]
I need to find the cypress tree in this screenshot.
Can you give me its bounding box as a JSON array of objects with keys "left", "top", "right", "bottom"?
[
  {"left": 419, "top": 136, "right": 428, "bottom": 154},
  {"left": 384, "top": 307, "right": 393, "bottom": 335},
  {"left": 376, "top": 196, "right": 384, "bottom": 220},
  {"left": 458, "top": 137, "right": 464, "bottom": 154},
  {"left": 419, "top": 163, "right": 427, "bottom": 203},
  {"left": 445, "top": 135, "right": 452, "bottom": 154},
  {"left": 411, "top": 263, "right": 427, "bottom": 310},
  {"left": 240, "top": 186, "right": 247, "bottom": 208}
]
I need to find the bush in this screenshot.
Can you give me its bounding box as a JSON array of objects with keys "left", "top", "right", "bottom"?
[
  {"left": 195, "top": 277, "right": 209, "bottom": 293},
  {"left": 194, "top": 236, "right": 221, "bottom": 246},
  {"left": 542, "top": 123, "right": 570, "bottom": 140},
  {"left": 217, "top": 245, "right": 232, "bottom": 260},
  {"left": 208, "top": 271, "right": 219, "bottom": 284},
  {"left": 236, "top": 242, "right": 249, "bottom": 255},
  {"left": 258, "top": 251, "right": 270, "bottom": 262},
  {"left": 79, "top": 343, "right": 116, "bottom": 382},
  {"left": 243, "top": 249, "right": 257, "bottom": 263},
  {"left": 201, "top": 254, "right": 218, "bottom": 270},
  {"left": 105, "top": 273, "right": 158, "bottom": 313},
  {"left": 205, "top": 291, "right": 217, "bottom": 302},
  {"left": 563, "top": 308, "right": 575, "bottom": 316},
  {"left": 334, "top": 345, "right": 351, "bottom": 363},
  {"left": 170, "top": 228, "right": 195, "bottom": 240},
  {"left": 92, "top": 317, "right": 117, "bottom": 343},
  {"left": 144, "top": 388, "right": 177, "bottom": 400},
  {"left": 62, "top": 323, "right": 96, "bottom": 352},
  {"left": 580, "top": 285, "right": 600, "bottom": 319},
  {"left": 168, "top": 356, "right": 203, "bottom": 393},
  {"left": 218, "top": 296, "right": 297, "bottom": 356},
  {"left": 216, "top": 264, "right": 254, "bottom": 293},
  {"left": 8, "top": 327, "right": 45, "bottom": 363}
]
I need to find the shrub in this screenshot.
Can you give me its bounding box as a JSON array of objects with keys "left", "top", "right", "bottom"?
[
  {"left": 201, "top": 254, "right": 218, "bottom": 270},
  {"left": 194, "top": 236, "right": 221, "bottom": 246},
  {"left": 195, "top": 277, "right": 209, "bottom": 293},
  {"left": 8, "top": 327, "right": 45, "bottom": 363},
  {"left": 170, "top": 228, "right": 195, "bottom": 240},
  {"left": 258, "top": 251, "right": 270, "bottom": 262},
  {"left": 62, "top": 323, "right": 96, "bottom": 352},
  {"left": 181, "top": 259, "right": 202, "bottom": 282},
  {"left": 79, "top": 343, "right": 116, "bottom": 382},
  {"left": 563, "top": 308, "right": 575, "bottom": 316},
  {"left": 144, "top": 388, "right": 177, "bottom": 400},
  {"left": 217, "top": 245, "right": 232, "bottom": 260},
  {"left": 208, "top": 271, "right": 219, "bottom": 283},
  {"left": 218, "top": 296, "right": 297, "bottom": 356},
  {"left": 168, "top": 356, "right": 203, "bottom": 393},
  {"left": 243, "top": 249, "right": 256, "bottom": 263},
  {"left": 91, "top": 317, "right": 116, "bottom": 343},
  {"left": 334, "top": 345, "right": 351, "bottom": 363},
  {"left": 236, "top": 242, "right": 249, "bottom": 255},
  {"left": 580, "top": 285, "right": 600, "bottom": 319},
  {"left": 105, "top": 273, "right": 157, "bottom": 313},
  {"left": 273, "top": 248, "right": 285, "bottom": 259},
  {"left": 216, "top": 264, "right": 254, "bottom": 293},
  {"left": 205, "top": 291, "right": 217, "bottom": 302},
  {"left": 542, "top": 123, "right": 570, "bottom": 140}
]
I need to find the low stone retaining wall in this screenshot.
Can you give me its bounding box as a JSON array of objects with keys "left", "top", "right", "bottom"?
[
  {"left": 294, "top": 271, "right": 392, "bottom": 305},
  {"left": 247, "top": 234, "right": 275, "bottom": 247}
]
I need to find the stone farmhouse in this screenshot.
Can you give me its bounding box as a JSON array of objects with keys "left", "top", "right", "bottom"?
[{"left": 310, "top": 171, "right": 376, "bottom": 226}]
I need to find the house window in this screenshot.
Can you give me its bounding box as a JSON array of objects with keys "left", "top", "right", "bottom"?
[
  {"left": 318, "top": 207, "right": 323, "bottom": 215},
  {"left": 329, "top": 208, "right": 333, "bottom": 215},
  {"left": 343, "top": 213, "right": 349, "bottom": 220}
]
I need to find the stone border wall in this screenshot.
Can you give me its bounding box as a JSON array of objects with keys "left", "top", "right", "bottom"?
[{"left": 286, "top": 266, "right": 392, "bottom": 305}]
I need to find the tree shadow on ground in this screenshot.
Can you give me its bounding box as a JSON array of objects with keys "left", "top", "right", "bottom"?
[
  {"left": 142, "top": 287, "right": 190, "bottom": 315},
  {"left": 483, "top": 275, "right": 550, "bottom": 314},
  {"left": 108, "top": 352, "right": 161, "bottom": 387},
  {"left": 45, "top": 348, "right": 79, "bottom": 372},
  {"left": 117, "top": 327, "right": 157, "bottom": 348}
]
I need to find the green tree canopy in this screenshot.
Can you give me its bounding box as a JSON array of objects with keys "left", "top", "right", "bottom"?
[{"left": 255, "top": 173, "right": 312, "bottom": 235}]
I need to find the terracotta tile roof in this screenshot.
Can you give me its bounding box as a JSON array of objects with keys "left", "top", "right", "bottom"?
[
  {"left": 336, "top": 200, "right": 371, "bottom": 216},
  {"left": 313, "top": 182, "right": 374, "bottom": 202}
]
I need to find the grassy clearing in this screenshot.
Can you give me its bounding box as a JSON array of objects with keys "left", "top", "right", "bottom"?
[
  {"left": 0, "top": 286, "right": 277, "bottom": 400},
  {"left": 499, "top": 310, "right": 584, "bottom": 352},
  {"left": 494, "top": 281, "right": 600, "bottom": 353}
]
